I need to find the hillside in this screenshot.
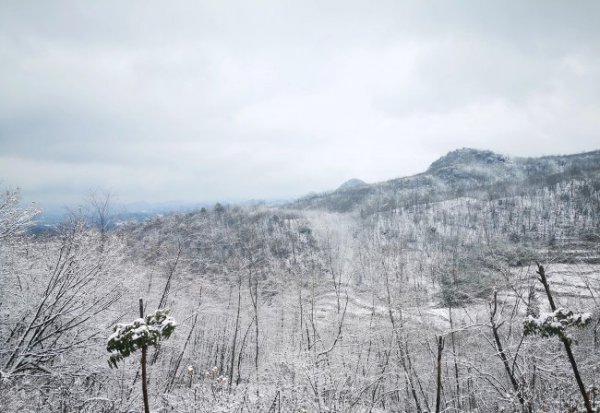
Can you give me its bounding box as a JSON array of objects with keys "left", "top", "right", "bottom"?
[
  {"left": 2, "top": 148, "right": 600, "bottom": 412},
  {"left": 290, "top": 148, "right": 600, "bottom": 213}
]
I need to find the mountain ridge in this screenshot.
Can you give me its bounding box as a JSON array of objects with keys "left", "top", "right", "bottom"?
[{"left": 289, "top": 148, "right": 600, "bottom": 212}]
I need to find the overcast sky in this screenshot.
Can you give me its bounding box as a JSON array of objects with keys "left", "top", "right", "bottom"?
[{"left": 1, "top": 1, "right": 599, "bottom": 210}]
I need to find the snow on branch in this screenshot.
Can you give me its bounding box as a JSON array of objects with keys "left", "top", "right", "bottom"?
[
  {"left": 523, "top": 308, "right": 591, "bottom": 344},
  {"left": 107, "top": 309, "right": 176, "bottom": 368}
]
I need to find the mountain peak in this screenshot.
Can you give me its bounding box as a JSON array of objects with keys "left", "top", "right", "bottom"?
[
  {"left": 428, "top": 148, "right": 509, "bottom": 172},
  {"left": 337, "top": 178, "right": 366, "bottom": 191}
]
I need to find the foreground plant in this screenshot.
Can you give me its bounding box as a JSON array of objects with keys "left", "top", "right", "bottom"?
[
  {"left": 107, "top": 298, "right": 176, "bottom": 413},
  {"left": 523, "top": 263, "right": 594, "bottom": 413}
]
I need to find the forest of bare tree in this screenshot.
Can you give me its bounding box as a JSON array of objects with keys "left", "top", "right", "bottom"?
[{"left": 2, "top": 149, "right": 600, "bottom": 412}]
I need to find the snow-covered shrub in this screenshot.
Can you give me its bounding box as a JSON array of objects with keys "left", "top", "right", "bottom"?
[
  {"left": 107, "top": 308, "right": 176, "bottom": 368},
  {"left": 523, "top": 308, "right": 592, "bottom": 344}
]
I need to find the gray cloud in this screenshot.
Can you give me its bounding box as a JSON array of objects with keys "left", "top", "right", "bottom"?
[{"left": 1, "top": 1, "right": 599, "bottom": 210}]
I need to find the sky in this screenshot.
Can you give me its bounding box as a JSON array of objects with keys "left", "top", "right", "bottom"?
[{"left": 1, "top": 1, "right": 600, "bottom": 211}]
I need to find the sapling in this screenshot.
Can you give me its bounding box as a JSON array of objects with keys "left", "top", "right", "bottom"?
[
  {"left": 107, "top": 298, "right": 176, "bottom": 413},
  {"left": 523, "top": 264, "right": 594, "bottom": 413}
]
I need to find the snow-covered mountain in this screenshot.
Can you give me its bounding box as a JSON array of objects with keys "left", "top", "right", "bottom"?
[{"left": 290, "top": 148, "right": 600, "bottom": 212}]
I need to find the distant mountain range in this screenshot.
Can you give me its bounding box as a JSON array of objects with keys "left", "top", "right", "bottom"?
[
  {"left": 289, "top": 148, "right": 600, "bottom": 212},
  {"left": 32, "top": 148, "right": 600, "bottom": 228}
]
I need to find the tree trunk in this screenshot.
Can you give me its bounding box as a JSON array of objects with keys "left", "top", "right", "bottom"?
[
  {"left": 139, "top": 298, "right": 150, "bottom": 413},
  {"left": 229, "top": 277, "right": 241, "bottom": 392},
  {"left": 537, "top": 264, "right": 593, "bottom": 413},
  {"left": 435, "top": 336, "right": 445, "bottom": 413}
]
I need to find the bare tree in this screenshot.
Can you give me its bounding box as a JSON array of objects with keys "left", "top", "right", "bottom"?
[
  {"left": 0, "top": 188, "right": 40, "bottom": 241},
  {"left": 524, "top": 263, "right": 594, "bottom": 413},
  {"left": 2, "top": 218, "right": 122, "bottom": 379}
]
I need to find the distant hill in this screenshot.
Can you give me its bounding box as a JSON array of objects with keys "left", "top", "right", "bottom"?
[
  {"left": 288, "top": 148, "right": 600, "bottom": 213},
  {"left": 337, "top": 178, "right": 366, "bottom": 191}
]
